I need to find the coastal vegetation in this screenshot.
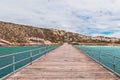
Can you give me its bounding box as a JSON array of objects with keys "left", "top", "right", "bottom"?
[{"left": 0, "top": 21, "right": 120, "bottom": 46}]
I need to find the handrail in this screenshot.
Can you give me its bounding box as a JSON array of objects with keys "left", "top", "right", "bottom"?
[
  {"left": 77, "top": 47, "right": 120, "bottom": 58},
  {"left": 0, "top": 47, "right": 46, "bottom": 58},
  {"left": 0, "top": 45, "right": 58, "bottom": 79},
  {"left": 75, "top": 46, "right": 120, "bottom": 77}
]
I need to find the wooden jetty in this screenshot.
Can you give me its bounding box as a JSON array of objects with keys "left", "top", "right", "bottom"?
[{"left": 6, "top": 43, "right": 119, "bottom": 80}]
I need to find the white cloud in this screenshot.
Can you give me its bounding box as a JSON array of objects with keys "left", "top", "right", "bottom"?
[{"left": 0, "top": 0, "right": 120, "bottom": 38}]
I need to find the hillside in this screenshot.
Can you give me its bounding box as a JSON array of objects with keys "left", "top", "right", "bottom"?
[{"left": 0, "top": 21, "right": 120, "bottom": 46}]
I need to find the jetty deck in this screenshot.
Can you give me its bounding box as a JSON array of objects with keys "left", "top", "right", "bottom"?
[{"left": 6, "top": 43, "right": 119, "bottom": 80}]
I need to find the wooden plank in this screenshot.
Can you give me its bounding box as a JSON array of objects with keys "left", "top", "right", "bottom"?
[{"left": 6, "top": 43, "right": 119, "bottom": 80}]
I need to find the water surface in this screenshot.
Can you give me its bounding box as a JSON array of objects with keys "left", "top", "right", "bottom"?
[{"left": 75, "top": 46, "right": 120, "bottom": 75}]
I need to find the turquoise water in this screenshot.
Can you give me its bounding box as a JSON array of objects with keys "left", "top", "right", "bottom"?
[
  {"left": 0, "top": 45, "right": 58, "bottom": 79},
  {"left": 75, "top": 46, "right": 120, "bottom": 75},
  {"left": 0, "top": 46, "right": 45, "bottom": 56}
]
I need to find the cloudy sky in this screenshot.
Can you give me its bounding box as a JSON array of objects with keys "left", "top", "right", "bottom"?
[{"left": 0, "top": 0, "right": 120, "bottom": 38}]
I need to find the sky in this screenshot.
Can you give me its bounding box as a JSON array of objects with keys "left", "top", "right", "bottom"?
[{"left": 0, "top": 0, "right": 120, "bottom": 38}]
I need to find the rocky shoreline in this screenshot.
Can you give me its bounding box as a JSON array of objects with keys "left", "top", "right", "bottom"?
[
  {"left": 0, "top": 39, "right": 120, "bottom": 47},
  {"left": 0, "top": 21, "right": 120, "bottom": 46}
]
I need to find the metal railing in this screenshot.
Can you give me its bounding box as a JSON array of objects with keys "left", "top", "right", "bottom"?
[
  {"left": 75, "top": 46, "right": 120, "bottom": 77},
  {"left": 0, "top": 45, "right": 58, "bottom": 79}
]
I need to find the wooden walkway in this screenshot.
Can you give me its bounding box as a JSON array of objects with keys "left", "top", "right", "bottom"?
[{"left": 6, "top": 43, "right": 119, "bottom": 80}]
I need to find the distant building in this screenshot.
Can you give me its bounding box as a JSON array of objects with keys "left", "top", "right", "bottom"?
[{"left": 71, "top": 42, "right": 79, "bottom": 45}]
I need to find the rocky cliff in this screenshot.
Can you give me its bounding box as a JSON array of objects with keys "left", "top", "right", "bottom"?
[{"left": 0, "top": 21, "right": 120, "bottom": 46}]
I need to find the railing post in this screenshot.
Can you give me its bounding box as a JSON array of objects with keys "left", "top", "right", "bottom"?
[
  {"left": 113, "top": 56, "right": 116, "bottom": 72},
  {"left": 39, "top": 49, "right": 41, "bottom": 57},
  {"left": 99, "top": 51, "right": 101, "bottom": 63},
  {"left": 12, "top": 55, "right": 15, "bottom": 74},
  {"left": 30, "top": 51, "right": 32, "bottom": 65},
  {"left": 45, "top": 46, "right": 47, "bottom": 56}
]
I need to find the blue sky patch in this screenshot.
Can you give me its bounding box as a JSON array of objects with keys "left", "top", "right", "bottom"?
[
  {"left": 101, "top": 31, "right": 113, "bottom": 35},
  {"left": 0, "top": 0, "right": 120, "bottom": 38}
]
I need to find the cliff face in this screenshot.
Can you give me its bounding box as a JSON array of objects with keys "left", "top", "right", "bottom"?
[{"left": 0, "top": 21, "right": 120, "bottom": 46}]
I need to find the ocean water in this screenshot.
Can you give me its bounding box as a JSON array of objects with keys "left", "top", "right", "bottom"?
[
  {"left": 0, "top": 45, "right": 58, "bottom": 79},
  {"left": 0, "top": 46, "right": 45, "bottom": 56},
  {"left": 75, "top": 46, "right": 120, "bottom": 75}
]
